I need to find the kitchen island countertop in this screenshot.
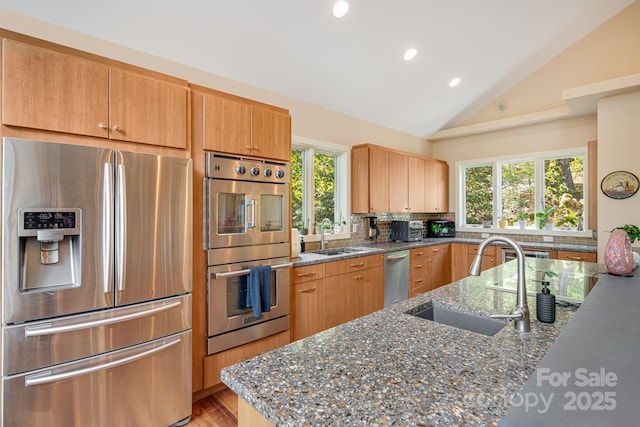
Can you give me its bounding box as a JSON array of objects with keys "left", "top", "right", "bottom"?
[{"left": 222, "top": 259, "right": 606, "bottom": 426}]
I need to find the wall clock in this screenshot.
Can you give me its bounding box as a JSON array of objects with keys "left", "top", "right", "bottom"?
[{"left": 601, "top": 170, "right": 639, "bottom": 199}]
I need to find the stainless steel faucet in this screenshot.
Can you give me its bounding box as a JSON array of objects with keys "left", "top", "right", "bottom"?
[
  {"left": 320, "top": 218, "right": 333, "bottom": 250},
  {"left": 469, "top": 236, "right": 531, "bottom": 333}
]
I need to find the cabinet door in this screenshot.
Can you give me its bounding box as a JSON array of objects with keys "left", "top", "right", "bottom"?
[
  {"left": 369, "top": 148, "right": 389, "bottom": 213},
  {"left": 202, "top": 93, "right": 251, "bottom": 155},
  {"left": 323, "top": 274, "right": 359, "bottom": 329},
  {"left": 429, "top": 245, "right": 451, "bottom": 289},
  {"left": 109, "top": 68, "right": 188, "bottom": 148},
  {"left": 450, "top": 243, "right": 470, "bottom": 282},
  {"left": 251, "top": 107, "right": 291, "bottom": 161},
  {"left": 435, "top": 161, "right": 449, "bottom": 212},
  {"left": 408, "top": 157, "right": 425, "bottom": 212},
  {"left": 388, "top": 152, "right": 408, "bottom": 212},
  {"left": 291, "top": 279, "right": 324, "bottom": 341},
  {"left": 357, "top": 266, "right": 384, "bottom": 317},
  {"left": 2, "top": 39, "right": 109, "bottom": 137}
]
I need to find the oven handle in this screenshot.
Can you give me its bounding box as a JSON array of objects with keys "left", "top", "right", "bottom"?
[
  {"left": 213, "top": 262, "right": 293, "bottom": 279},
  {"left": 246, "top": 199, "right": 256, "bottom": 229}
]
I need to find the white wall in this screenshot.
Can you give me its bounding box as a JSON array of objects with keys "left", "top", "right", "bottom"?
[
  {"left": 597, "top": 92, "right": 640, "bottom": 257},
  {"left": 433, "top": 115, "right": 597, "bottom": 216}
]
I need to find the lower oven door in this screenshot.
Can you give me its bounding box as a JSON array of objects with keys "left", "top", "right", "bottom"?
[
  {"left": 2, "top": 330, "right": 191, "bottom": 427},
  {"left": 207, "top": 258, "right": 290, "bottom": 354}
]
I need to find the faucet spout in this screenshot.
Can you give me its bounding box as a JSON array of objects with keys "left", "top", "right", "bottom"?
[
  {"left": 320, "top": 218, "right": 333, "bottom": 250},
  {"left": 469, "top": 236, "right": 531, "bottom": 333}
]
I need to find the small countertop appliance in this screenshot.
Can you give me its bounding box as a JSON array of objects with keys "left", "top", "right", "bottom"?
[
  {"left": 391, "top": 220, "right": 423, "bottom": 242},
  {"left": 427, "top": 220, "right": 455, "bottom": 237}
]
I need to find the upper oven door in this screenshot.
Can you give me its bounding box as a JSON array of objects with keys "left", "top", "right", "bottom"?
[
  {"left": 254, "top": 181, "right": 289, "bottom": 246},
  {"left": 205, "top": 178, "right": 254, "bottom": 249}
]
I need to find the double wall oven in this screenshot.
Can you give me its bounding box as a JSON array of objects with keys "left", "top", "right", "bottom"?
[{"left": 204, "top": 153, "right": 291, "bottom": 354}]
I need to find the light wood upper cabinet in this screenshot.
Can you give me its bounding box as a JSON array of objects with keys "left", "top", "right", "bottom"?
[
  {"left": 388, "top": 152, "right": 409, "bottom": 212},
  {"left": 408, "top": 157, "right": 426, "bottom": 212},
  {"left": 109, "top": 68, "right": 189, "bottom": 147},
  {"left": 201, "top": 91, "right": 291, "bottom": 162},
  {"left": 202, "top": 93, "right": 251, "bottom": 155},
  {"left": 352, "top": 144, "right": 447, "bottom": 214},
  {"left": 2, "top": 39, "right": 189, "bottom": 148},
  {"left": 352, "top": 145, "right": 389, "bottom": 213},
  {"left": 425, "top": 159, "right": 449, "bottom": 213},
  {"left": 251, "top": 106, "right": 291, "bottom": 161},
  {"left": 2, "top": 39, "right": 109, "bottom": 138}
]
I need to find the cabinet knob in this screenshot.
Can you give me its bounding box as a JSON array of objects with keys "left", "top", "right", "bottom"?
[
  {"left": 352, "top": 275, "right": 363, "bottom": 281},
  {"left": 113, "top": 125, "right": 122, "bottom": 132},
  {"left": 349, "top": 262, "right": 365, "bottom": 268},
  {"left": 567, "top": 256, "right": 583, "bottom": 260},
  {"left": 253, "top": 146, "right": 260, "bottom": 151},
  {"left": 98, "top": 122, "right": 109, "bottom": 130},
  {"left": 297, "top": 287, "right": 317, "bottom": 293}
]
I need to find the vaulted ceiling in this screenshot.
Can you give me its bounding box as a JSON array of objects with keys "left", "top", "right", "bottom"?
[{"left": 0, "top": 0, "right": 635, "bottom": 138}]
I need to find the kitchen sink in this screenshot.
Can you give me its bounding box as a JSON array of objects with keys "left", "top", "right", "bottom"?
[
  {"left": 406, "top": 301, "right": 506, "bottom": 336},
  {"left": 313, "top": 247, "right": 373, "bottom": 256}
]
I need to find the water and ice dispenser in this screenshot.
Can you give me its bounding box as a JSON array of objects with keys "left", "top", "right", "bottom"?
[{"left": 17, "top": 208, "right": 82, "bottom": 291}]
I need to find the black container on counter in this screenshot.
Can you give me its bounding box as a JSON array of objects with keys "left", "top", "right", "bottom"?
[{"left": 536, "top": 281, "right": 556, "bottom": 323}]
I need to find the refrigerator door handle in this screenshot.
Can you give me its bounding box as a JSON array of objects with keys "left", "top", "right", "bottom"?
[
  {"left": 24, "top": 300, "right": 182, "bottom": 338},
  {"left": 24, "top": 337, "right": 181, "bottom": 386},
  {"left": 116, "top": 162, "right": 127, "bottom": 292},
  {"left": 103, "top": 162, "right": 114, "bottom": 294}
]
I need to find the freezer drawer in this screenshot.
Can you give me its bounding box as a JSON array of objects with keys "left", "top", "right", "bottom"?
[
  {"left": 2, "top": 330, "right": 191, "bottom": 427},
  {"left": 3, "top": 294, "right": 191, "bottom": 376}
]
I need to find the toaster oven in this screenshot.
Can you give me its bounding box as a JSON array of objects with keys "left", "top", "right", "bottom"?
[{"left": 391, "top": 220, "right": 423, "bottom": 242}]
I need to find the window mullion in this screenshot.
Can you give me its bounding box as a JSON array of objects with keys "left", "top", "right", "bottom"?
[{"left": 303, "top": 148, "right": 315, "bottom": 229}]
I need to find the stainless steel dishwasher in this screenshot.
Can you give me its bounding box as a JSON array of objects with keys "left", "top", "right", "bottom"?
[{"left": 384, "top": 250, "right": 409, "bottom": 307}]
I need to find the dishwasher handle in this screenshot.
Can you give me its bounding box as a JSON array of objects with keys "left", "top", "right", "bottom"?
[{"left": 386, "top": 254, "right": 409, "bottom": 261}]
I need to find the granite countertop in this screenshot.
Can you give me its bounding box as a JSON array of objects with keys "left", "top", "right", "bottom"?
[
  {"left": 293, "top": 237, "right": 597, "bottom": 267},
  {"left": 222, "top": 259, "right": 607, "bottom": 426}
]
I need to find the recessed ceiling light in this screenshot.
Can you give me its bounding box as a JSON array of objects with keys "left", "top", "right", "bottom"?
[
  {"left": 333, "top": 1, "right": 349, "bottom": 18},
  {"left": 403, "top": 48, "right": 418, "bottom": 61},
  {"left": 449, "top": 77, "right": 461, "bottom": 87}
]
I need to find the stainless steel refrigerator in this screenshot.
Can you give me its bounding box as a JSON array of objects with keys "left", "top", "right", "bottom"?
[{"left": 1, "top": 138, "right": 193, "bottom": 427}]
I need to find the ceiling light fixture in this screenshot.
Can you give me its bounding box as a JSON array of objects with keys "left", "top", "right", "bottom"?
[
  {"left": 333, "top": 1, "right": 350, "bottom": 18},
  {"left": 449, "top": 77, "right": 461, "bottom": 88},
  {"left": 403, "top": 48, "right": 417, "bottom": 61}
]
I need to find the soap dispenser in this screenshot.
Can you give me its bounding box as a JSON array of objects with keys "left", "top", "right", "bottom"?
[{"left": 536, "top": 280, "right": 556, "bottom": 323}]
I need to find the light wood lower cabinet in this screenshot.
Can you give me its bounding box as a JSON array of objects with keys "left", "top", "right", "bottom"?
[
  {"left": 291, "top": 255, "right": 384, "bottom": 341},
  {"left": 409, "top": 248, "right": 430, "bottom": 297},
  {"left": 409, "top": 244, "right": 451, "bottom": 297},
  {"left": 202, "top": 331, "right": 290, "bottom": 389},
  {"left": 557, "top": 250, "right": 597, "bottom": 262},
  {"left": 450, "top": 243, "right": 497, "bottom": 282}
]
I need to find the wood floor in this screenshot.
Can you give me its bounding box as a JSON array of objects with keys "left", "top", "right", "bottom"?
[{"left": 184, "top": 388, "right": 238, "bottom": 427}]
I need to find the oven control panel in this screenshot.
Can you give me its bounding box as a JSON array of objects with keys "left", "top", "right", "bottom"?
[{"left": 205, "top": 153, "right": 289, "bottom": 184}]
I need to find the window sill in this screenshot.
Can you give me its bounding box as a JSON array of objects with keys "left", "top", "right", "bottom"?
[{"left": 459, "top": 225, "right": 594, "bottom": 238}]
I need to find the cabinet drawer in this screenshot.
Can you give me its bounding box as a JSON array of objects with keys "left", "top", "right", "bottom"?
[
  {"left": 429, "top": 244, "right": 449, "bottom": 256},
  {"left": 324, "top": 254, "right": 383, "bottom": 277},
  {"left": 409, "top": 269, "right": 429, "bottom": 291},
  {"left": 557, "top": 251, "right": 597, "bottom": 263},
  {"left": 292, "top": 264, "right": 324, "bottom": 284},
  {"left": 469, "top": 244, "right": 496, "bottom": 256},
  {"left": 410, "top": 247, "right": 429, "bottom": 260}
]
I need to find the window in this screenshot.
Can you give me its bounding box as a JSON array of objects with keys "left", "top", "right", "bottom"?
[
  {"left": 459, "top": 149, "right": 587, "bottom": 231},
  {"left": 291, "top": 139, "right": 349, "bottom": 234}
]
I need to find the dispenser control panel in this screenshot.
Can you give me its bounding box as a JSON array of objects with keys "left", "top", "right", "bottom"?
[{"left": 18, "top": 208, "right": 82, "bottom": 237}]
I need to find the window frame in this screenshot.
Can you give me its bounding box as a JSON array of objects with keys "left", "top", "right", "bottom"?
[
  {"left": 456, "top": 147, "right": 591, "bottom": 236},
  {"left": 292, "top": 136, "right": 350, "bottom": 242}
]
